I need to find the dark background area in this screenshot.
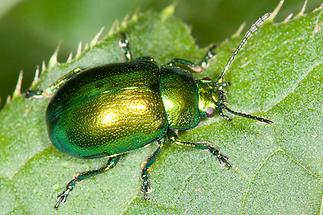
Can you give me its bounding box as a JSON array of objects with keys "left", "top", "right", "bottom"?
[{"left": 0, "top": 0, "right": 321, "bottom": 108}]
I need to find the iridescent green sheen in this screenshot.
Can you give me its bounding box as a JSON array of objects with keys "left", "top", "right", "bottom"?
[
  {"left": 47, "top": 59, "right": 168, "bottom": 158},
  {"left": 196, "top": 80, "right": 218, "bottom": 118},
  {"left": 159, "top": 67, "right": 200, "bottom": 130},
  {"left": 24, "top": 18, "right": 273, "bottom": 208}
]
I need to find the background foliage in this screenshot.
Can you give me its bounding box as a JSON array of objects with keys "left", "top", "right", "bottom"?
[
  {"left": 0, "top": 0, "right": 322, "bottom": 215},
  {"left": 0, "top": 0, "right": 321, "bottom": 107}
]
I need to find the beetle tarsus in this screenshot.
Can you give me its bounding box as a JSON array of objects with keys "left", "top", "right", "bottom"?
[
  {"left": 24, "top": 89, "right": 43, "bottom": 98},
  {"left": 140, "top": 142, "right": 163, "bottom": 200},
  {"left": 142, "top": 183, "right": 151, "bottom": 200},
  {"left": 55, "top": 191, "right": 68, "bottom": 209},
  {"left": 200, "top": 44, "right": 216, "bottom": 69},
  {"left": 208, "top": 147, "right": 232, "bottom": 169},
  {"left": 143, "top": 192, "right": 151, "bottom": 200},
  {"left": 142, "top": 175, "right": 152, "bottom": 200},
  {"left": 54, "top": 180, "right": 75, "bottom": 209},
  {"left": 119, "top": 32, "right": 132, "bottom": 61}
]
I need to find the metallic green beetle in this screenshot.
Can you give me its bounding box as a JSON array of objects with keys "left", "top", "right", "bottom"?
[{"left": 25, "top": 13, "right": 272, "bottom": 209}]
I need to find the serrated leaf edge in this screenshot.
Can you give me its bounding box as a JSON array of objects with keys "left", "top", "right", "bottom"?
[{"left": 2, "top": 1, "right": 320, "bottom": 109}]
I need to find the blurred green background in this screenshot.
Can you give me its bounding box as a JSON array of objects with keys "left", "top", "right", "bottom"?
[{"left": 0, "top": 0, "right": 321, "bottom": 108}]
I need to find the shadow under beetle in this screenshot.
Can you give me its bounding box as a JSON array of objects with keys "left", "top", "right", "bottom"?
[{"left": 25, "top": 13, "right": 273, "bottom": 209}]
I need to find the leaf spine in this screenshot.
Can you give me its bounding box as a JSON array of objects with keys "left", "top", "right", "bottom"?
[
  {"left": 268, "top": 0, "right": 284, "bottom": 22},
  {"left": 13, "top": 71, "right": 23, "bottom": 97}
]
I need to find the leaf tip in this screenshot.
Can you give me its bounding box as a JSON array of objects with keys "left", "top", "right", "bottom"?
[
  {"left": 90, "top": 27, "right": 105, "bottom": 47},
  {"left": 268, "top": 0, "right": 284, "bottom": 22},
  {"left": 6, "top": 95, "right": 12, "bottom": 104},
  {"left": 296, "top": 0, "right": 308, "bottom": 18},
  {"left": 13, "top": 71, "right": 24, "bottom": 97},
  {"left": 282, "top": 13, "right": 293, "bottom": 23},
  {"left": 161, "top": 3, "right": 176, "bottom": 22},
  {"left": 84, "top": 42, "right": 89, "bottom": 51},
  {"left": 31, "top": 65, "right": 41, "bottom": 87},
  {"left": 121, "top": 14, "right": 130, "bottom": 29},
  {"left": 131, "top": 11, "right": 139, "bottom": 22},
  {"left": 76, "top": 42, "right": 83, "bottom": 58},
  {"left": 66, "top": 52, "right": 73, "bottom": 63},
  {"left": 48, "top": 44, "right": 60, "bottom": 69},
  {"left": 41, "top": 61, "right": 47, "bottom": 73},
  {"left": 232, "top": 22, "right": 246, "bottom": 38},
  {"left": 108, "top": 20, "right": 120, "bottom": 37}
]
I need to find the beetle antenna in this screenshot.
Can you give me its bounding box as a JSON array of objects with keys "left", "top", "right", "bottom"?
[{"left": 216, "top": 13, "right": 271, "bottom": 83}]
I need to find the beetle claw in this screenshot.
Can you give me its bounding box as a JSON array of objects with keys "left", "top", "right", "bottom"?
[
  {"left": 143, "top": 192, "right": 151, "bottom": 200},
  {"left": 217, "top": 154, "right": 232, "bottom": 169},
  {"left": 142, "top": 180, "right": 152, "bottom": 200},
  {"left": 54, "top": 185, "right": 73, "bottom": 209},
  {"left": 55, "top": 192, "right": 68, "bottom": 209},
  {"left": 55, "top": 191, "right": 69, "bottom": 209},
  {"left": 209, "top": 147, "right": 232, "bottom": 169}
]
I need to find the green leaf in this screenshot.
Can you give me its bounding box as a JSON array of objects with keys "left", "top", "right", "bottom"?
[{"left": 0, "top": 5, "right": 322, "bottom": 214}]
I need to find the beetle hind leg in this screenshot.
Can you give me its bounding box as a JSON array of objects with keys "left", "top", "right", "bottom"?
[
  {"left": 54, "top": 156, "right": 121, "bottom": 209},
  {"left": 141, "top": 140, "right": 164, "bottom": 200}
]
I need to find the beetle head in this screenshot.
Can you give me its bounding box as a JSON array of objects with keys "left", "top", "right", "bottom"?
[{"left": 196, "top": 79, "right": 222, "bottom": 118}]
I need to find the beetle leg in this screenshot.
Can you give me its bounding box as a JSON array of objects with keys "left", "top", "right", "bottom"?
[
  {"left": 166, "top": 44, "right": 216, "bottom": 73},
  {"left": 24, "top": 89, "right": 49, "bottom": 99},
  {"left": 119, "top": 32, "right": 132, "bottom": 61},
  {"left": 24, "top": 67, "right": 83, "bottom": 99},
  {"left": 141, "top": 140, "right": 164, "bottom": 200},
  {"left": 216, "top": 89, "right": 232, "bottom": 121},
  {"left": 168, "top": 130, "right": 232, "bottom": 169},
  {"left": 167, "top": 58, "right": 204, "bottom": 73},
  {"left": 54, "top": 156, "right": 121, "bottom": 209},
  {"left": 199, "top": 44, "right": 216, "bottom": 70}
]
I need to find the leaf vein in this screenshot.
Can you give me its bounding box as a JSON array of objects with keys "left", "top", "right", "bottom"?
[
  {"left": 238, "top": 149, "right": 282, "bottom": 214},
  {"left": 279, "top": 149, "right": 323, "bottom": 180},
  {"left": 264, "top": 60, "right": 322, "bottom": 113}
]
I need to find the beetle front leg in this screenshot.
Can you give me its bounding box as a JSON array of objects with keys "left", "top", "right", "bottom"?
[
  {"left": 168, "top": 130, "right": 231, "bottom": 169},
  {"left": 167, "top": 44, "right": 216, "bottom": 73},
  {"left": 24, "top": 67, "right": 83, "bottom": 99},
  {"left": 54, "top": 155, "right": 121, "bottom": 209},
  {"left": 141, "top": 140, "right": 164, "bottom": 200}
]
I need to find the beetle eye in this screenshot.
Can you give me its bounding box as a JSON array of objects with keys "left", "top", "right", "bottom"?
[{"left": 206, "top": 107, "right": 215, "bottom": 118}]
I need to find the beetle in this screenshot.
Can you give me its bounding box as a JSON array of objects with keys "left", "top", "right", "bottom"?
[{"left": 25, "top": 13, "right": 272, "bottom": 209}]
